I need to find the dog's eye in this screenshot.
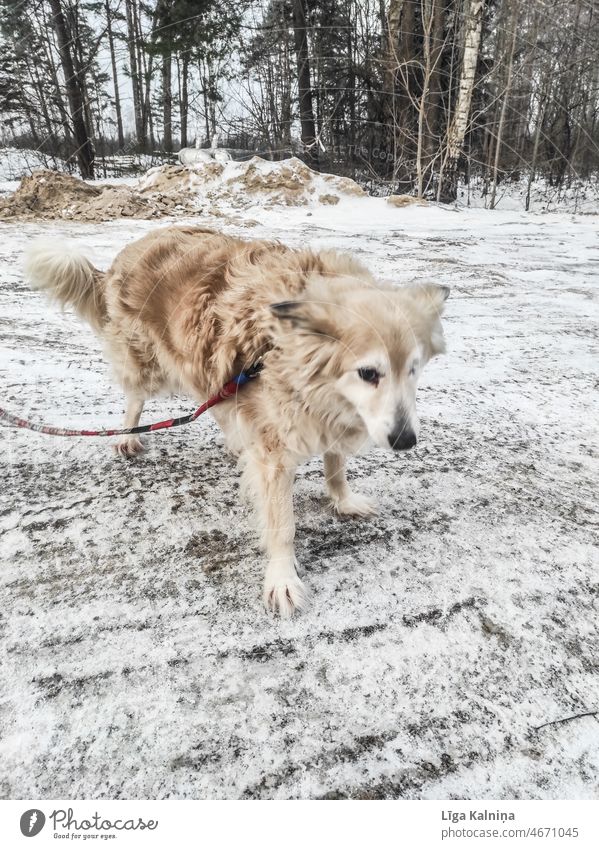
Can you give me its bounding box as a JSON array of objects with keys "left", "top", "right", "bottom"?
[
  {"left": 408, "top": 360, "right": 420, "bottom": 377},
  {"left": 357, "top": 367, "right": 381, "bottom": 385}
]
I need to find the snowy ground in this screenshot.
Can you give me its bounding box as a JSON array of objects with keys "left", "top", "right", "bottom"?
[
  {"left": 0, "top": 199, "right": 598, "bottom": 800},
  {"left": 456, "top": 174, "right": 599, "bottom": 215}
]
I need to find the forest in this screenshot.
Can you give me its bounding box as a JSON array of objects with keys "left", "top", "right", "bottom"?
[{"left": 1, "top": 0, "right": 598, "bottom": 204}]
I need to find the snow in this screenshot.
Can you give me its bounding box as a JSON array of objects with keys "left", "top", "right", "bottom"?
[
  {"left": 0, "top": 147, "right": 66, "bottom": 181},
  {"left": 0, "top": 199, "right": 598, "bottom": 800},
  {"left": 457, "top": 175, "right": 599, "bottom": 215},
  {"left": 137, "top": 156, "right": 365, "bottom": 212},
  {"left": 0, "top": 148, "right": 164, "bottom": 186}
]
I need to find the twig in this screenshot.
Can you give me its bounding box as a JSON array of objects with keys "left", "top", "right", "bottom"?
[{"left": 533, "top": 711, "right": 598, "bottom": 732}]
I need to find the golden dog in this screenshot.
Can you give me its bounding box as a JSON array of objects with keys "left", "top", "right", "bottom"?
[{"left": 26, "top": 226, "right": 449, "bottom": 617}]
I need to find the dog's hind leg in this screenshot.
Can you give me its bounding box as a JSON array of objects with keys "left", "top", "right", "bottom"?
[
  {"left": 324, "top": 450, "right": 376, "bottom": 517},
  {"left": 242, "top": 451, "right": 308, "bottom": 618},
  {"left": 114, "top": 394, "right": 146, "bottom": 458}
]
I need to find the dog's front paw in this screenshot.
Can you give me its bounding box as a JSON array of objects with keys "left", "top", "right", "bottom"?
[
  {"left": 113, "top": 437, "right": 145, "bottom": 458},
  {"left": 334, "top": 491, "right": 377, "bottom": 518},
  {"left": 263, "top": 572, "right": 309, "bottom": 619}
]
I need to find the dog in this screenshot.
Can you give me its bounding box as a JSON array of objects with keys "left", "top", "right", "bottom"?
[{"left": 25, "top": 226, "right": 449, "bottom": 617}]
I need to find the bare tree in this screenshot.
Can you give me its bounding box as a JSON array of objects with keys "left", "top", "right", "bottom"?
[
  {"left": 124, "top": 0, "right": 145, "bottom": 146},
  {"left": 292, "top": 0, "right": 319, "bottom": 170},
  {"left": 489, "top": 0, "right": 518, "bottom": 209},
  {"left": 47, "top": 0, "right": 95, "bottom": 177},
  {"left": 105, "top": 0, "right": 125, "bottom": 150}
]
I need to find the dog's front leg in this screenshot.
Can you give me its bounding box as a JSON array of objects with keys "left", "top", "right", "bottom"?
[
  {"left": 324, "top": 450, "right": 376, "bottom": 517},
  {"left": 248, "top": 454, "right": 308, "bottom": 618},
  {"left": 114, "top": 394, "right": 145, "bottom": 458}
]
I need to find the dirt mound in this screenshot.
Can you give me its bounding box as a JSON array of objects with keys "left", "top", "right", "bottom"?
[
  {"left": 71, "top": 184, "right": 180, "bottom": 220},
  {"left": 138, "top": 162, "right": 222, "bottom": 197},
  {"left": 0, "top": 169, "right": 186, "bottom": 221},
  {"left": 386, "top": 193, "right": 428, "bottom": 207},
  {"left": 139, "top": 156, "right": 365, "bottom": 209},
  {"left": 0, "top": 157, "right": 366, "bottom": 221},
  {"left": 1, "top": 170, "right": 100, "bottom": 217},
  {"left": 217, "top": 157, "right": 365, "bottom": 207}
]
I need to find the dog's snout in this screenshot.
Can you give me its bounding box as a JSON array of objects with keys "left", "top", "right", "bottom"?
[{"left": 388, "top": 426, "right": 417, "bottom": 451}]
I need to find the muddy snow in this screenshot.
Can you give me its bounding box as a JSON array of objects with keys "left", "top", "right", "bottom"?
[{"left": 0, "top": 198, "right": 598, "bottom": 800}]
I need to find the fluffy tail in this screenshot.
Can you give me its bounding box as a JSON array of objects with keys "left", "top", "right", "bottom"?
[{"left": 24, "top": 240, "right": 106, "bottom": 333}]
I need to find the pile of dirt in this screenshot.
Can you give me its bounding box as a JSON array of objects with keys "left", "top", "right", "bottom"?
[
  {"left": 71, "top": 183, "right": 183, "bottom": 220},
  {"left": 1, "top": 170, "right": 100, "bottom": 217},
  {"left": 0, "top": 157, "right": 367, "bottom": 221},
  {"left": 0, "top": 170, "right": 182, "bottom": 221},
  {"left": 221, "top": 156, "right": 366, "bottom": 206},
  {"left": 0, "top": 171, "right": 145, "bottom": 220},
  {"left": 138, "top": 162, "right": 221, "bottom": 199},
  {"left": 139, "top": 156, "right": 366, "bottom": 209},
  {"left": 386, "top": 194, "right": 428, "bottom": 207}
]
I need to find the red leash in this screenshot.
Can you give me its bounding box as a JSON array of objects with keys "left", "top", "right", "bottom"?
[{"left": 0, "top": 363, "right": 262, "bottom": 437}]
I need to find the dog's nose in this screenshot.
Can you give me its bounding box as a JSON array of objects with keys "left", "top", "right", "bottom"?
[{"left": 388, "top": 428, "right": 417, "bottom": 451}]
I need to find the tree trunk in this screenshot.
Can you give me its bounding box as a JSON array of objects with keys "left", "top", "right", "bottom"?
[
  {"left": 200, "top": 60, "right": 211, "bottom": 142},
  {"left": 416, "top": 0, "right": 435, "bottom": 197},
  {"left": 526, "top": 85, "right": 548, "bottom": 212},
  {"left": 292, "top": 0, "right": 319, "bottom": 170},
  {"left": 133, "top": 0, "right": 147, "bottom": 140},
  {"left": 279, "top": 22, "right": 292, "bottom": 149},
  {"left": 140, "top": 2, "right": 159, "bottom": 150},
  {"left": 180, "top": 54, "right": 189, "bottom": 148},
  {"left": 39, "top": 7, "right": 74, "bottom": 144},
  {"left": 395, "top": 0, "right": 416, "bottom": 186},
  {"left": 382, "top": 0, "right": 420, "bottom": 186},
  {"left": 490, "top": 2, "right": 518, "bottom": 210},
  {"left": 162, "top": 52, "right": 173, "bottom": 152},
  {"left": 440, "top": 0, "right": 485, "bottom": 202},
  {"left": 425, "top": 0, "right": 447, "bottom": 171},
  {"left": 105, "top": 0, "right": 125, "bottom": 149},
  {"left": 124, "top": 0, "right": 144, "bottom": 146},
  {"left": 48, "top": 0, "right": 94, "bottom": 178},
  {"left": 382, "top": 0, "right": 405, "bottom": 104},
  {"left": 346, "top": 0, "right": 356, "bottom": 157}
]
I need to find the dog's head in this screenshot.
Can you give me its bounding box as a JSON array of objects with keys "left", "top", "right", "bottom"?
[{"left": 270, "top": 277, "right": 449, "bottom": 452}]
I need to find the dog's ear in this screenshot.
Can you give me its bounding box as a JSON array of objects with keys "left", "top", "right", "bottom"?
[
  {"left": 401, "top": 283, "right": 449, "bottom": 357},
  {"left": 270, "top": 301, "right": 307, "bottom": 326},
  {"left": 404, "top": 282, "right": 450, "bottom": 314},
  {"left": 269, "top": 300, "right": 339, "bottom": 339}
]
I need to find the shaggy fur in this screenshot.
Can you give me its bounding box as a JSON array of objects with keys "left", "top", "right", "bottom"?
[{"left": 25, "top": 226, "right": 449, "bottom": 617}]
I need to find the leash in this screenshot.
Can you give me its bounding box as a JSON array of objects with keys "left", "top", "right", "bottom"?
[{"left": 0, "top": 362, "right": 262, "bottom": 437}]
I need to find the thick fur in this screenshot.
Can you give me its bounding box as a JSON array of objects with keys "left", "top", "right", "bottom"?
[{"left": 26, "top": 226, "right": 448, "bottom": 617}]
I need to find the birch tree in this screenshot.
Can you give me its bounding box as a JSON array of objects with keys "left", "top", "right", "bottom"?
[{"left": 440, "top": 0, "right": 485, "bottom": 201}]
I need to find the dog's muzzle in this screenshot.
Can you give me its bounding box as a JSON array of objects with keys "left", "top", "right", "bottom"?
[{"left": 388, "top": 414, "right": 417, "bottom": 451}]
